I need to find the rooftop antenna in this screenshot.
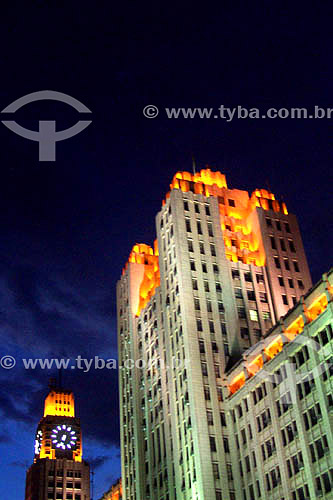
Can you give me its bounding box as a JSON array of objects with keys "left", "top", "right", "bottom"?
[{"left": 191, "top": 153, "right": 196, "bottom": 175}]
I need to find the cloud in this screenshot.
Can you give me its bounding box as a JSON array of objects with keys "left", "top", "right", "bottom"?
[
  {"left": 10, "top": 460, "right": 29, "bottom": 468},
  {"left": 86, "top": 455, "right": 111, "bottom": 470}
]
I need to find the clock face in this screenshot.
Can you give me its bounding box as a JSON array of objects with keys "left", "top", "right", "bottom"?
[
  {"left": 34, "top": 430, "right": 43, "bottom": 455},
  {"left": 51, "top": 424, "right": 78, "bottom": 450}
]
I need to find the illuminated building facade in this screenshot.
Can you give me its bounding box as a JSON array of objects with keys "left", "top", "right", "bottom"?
[
  {"left": 117, "top": 169, "right": 314, "bottom": 500},
  {"left": 225, "top": 269, "right": 333, "bottom": 500},
  {"left": 99, "top": 478, "right": 122, "bottom": 500},
  {"left": 25, "top": 383, "right": 90, "bottom": 500}
]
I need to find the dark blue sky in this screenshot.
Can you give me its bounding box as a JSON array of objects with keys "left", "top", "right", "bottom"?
[{"left": 0, "top": 2, "right": 332, "bottom": 499}]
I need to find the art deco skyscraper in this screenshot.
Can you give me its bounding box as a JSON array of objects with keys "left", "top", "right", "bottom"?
[
  {"left": 117, "top": 169, "right": 313, "bottom": 500},
  {"left": 25, "top": 382, "right": 90, "bottom": 500}
]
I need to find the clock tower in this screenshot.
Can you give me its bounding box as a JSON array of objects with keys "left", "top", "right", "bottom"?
[{"left": 25, "top": 382, "right": 90, "bottom": 500}]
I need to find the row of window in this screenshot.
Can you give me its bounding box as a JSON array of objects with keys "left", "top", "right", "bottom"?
[
  {"left": 313, "top": 324, "right": 332, "bottom": 347},
  {"left": 256, "top": 408, "right": 271, "bottom": 432},
  {"left": 274, "top": 256, "right": 301, "bottom": 273},
  {"left": 303, "top": 403, "right": 322, "bottom": 430},
  {"left": 270, "top": 235, "right": 296, "bottom": 253},
  {"left": 48, "top": 495, "right": 81, "bottom": 500},
  {"left": 48, "top": 471, "right": 81, "bottom": 478},
  {"left": 48, "top": 482, "right": 81, "bottom": 489},
  {"left": 207, "top": 410, "right": 226, "bottom": 427},
  {"left": 266, "top": 217, "right": 291, "bottom": 233},
  {"left": 184, "top": 200, "right": 211, "bottom": 215},
  {"left": 190, "top": 260, "right": 220, "bottom": 274},
  {"left": 315, "top": 469, "right": 333, "bottom": 495},
  {"left": 261, "top": 436, "right": 276, "bottom": 460},
  {"left": 209, "top": 435, "right": 229, "bottom": 453},
  {"left": 286, "top": 451, "right": 304, "bottom": 477},
  {"left": 281, "top": 420, "right": 297, "bottom": 446},
  {"left": 185, "top": 217, "right": 214, "bottom": 237},
  {"left": 195, "top": 297, "right": 224, "bottom": 313}
]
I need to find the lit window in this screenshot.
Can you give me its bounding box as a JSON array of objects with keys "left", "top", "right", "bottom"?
[{"left": 249, "top": 310, "right": 258, "bottom": 321}]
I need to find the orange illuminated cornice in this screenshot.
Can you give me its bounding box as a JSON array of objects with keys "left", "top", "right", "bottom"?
[{"left": 228, "top": 287, "right": 330, "bottom": 396}]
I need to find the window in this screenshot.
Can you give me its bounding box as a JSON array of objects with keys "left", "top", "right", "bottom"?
[
  {"left": 235, "top": 288, "right": 242, "bottom": 298},
  {"left": 282, "top": 294, "right": 288, "bottom": 305},
  {"left": 197, "top": 221, "right": 202, "bottom": 234},
  {"left": 220, "top": 412, "right": 226, "bottom": 426},
  {"left": 192, "top": 278, "right": 198, "bottom": 290},
  {"left": 207, "top": 411, "right": 213, "bottom": 425},
  {"left": 205, "top": 204, "right": 210, "bottom": 216},
  {"left": 184, "top": 200, "right": 189, "bottom": 211},
  {"left": 224, "top": 343, "right": 230, "bottom": 356},
  {"left": 297, "top": 279, "right": 304, "bottom": 289},
  {"left": 208, "top": 223, "right": 214, "bottom": 237},
  {"left": 280, "top": 238, "right": 286, "bottom": 251},
  {"left": 186, "top": 219, "right": 191, "bottom": 232},
  {"left": 228, "top": 199, "right": 235, "bottom": 207},
  {"left": 218, "top": 301, "right": 224, "bottom": 312},
  {"left": 244, "top": 272, "right": 252, "bottom": 282},
  {"left": 270, "top": 236, "right": 276, "bottom": 250},
  {"left": 195, "top": 203, "right": 200, "bottom": 214},
  {"left": 238, "top": 307, "right": 246, "bottom": 319},
  {"left": 275, "top": 220, "right": 281, "bottom": 231},
  {"left": 210, "top": 243, "right": 216, "bottom": 256},
  {"left": 194, "top": 298, "right": 200, "bottom": 310},
  {"left": 204, "top": 387, "right": 210, "bottom": 400},
  {"left": 256, "top": 274, "right": 264, "bottom": 283},
  {"left": 241, "top": 327, "right": 249, "bottom": 338},
  {"left": 284, "top": 258, "right": 290, "bottom": 270},
  {"left": 278, "top": 276, "right": 284, "bottom": 286},
  {"left": 288, "top": 240, "right": 296, "bottom": 252},
  {"left": 223, "top": 437, "right": 229, "bottom": 452},
  {"left": 259, "top": 292, "right": 267, "bottom": 303},
  {"left": 288, "top": 278, "right": 294, "bottom": 288},
  {"left": 266, "top": 218, "right": 272, "bottom": 226},
  {"left": 274, "top": 256, "right": 281, "bottom": 268},
  {"left": 213, "top": 263, "right": 219, "bottom": 274},
  {"left": 249, "top": 310, "right": 258, "bottom": 321},
  {"left": 293, "top": 260, "right": 300, "bottom": 272},
  {"left": 200, "top": 242, "right": 205, "bottom": 254},
  {"left": 199, "top": 340, "right": 205, "bottom": 353},
  {"left": 285, "top": 222, "right": 291, "bottom": 233},
  {"left": 212, "top": 462, "right": 220, "bottom": 479},
  {"left": 247, "top": 290, "right": 255, "bottom": 301},
  {"left": 190, "top": 260, "right": 196, "bottom": 271},
  {"left": 204, "top": 281, "right": 210, "bottom": 292},
  {"left": 210, "top": 436, "right": 217, "bottom": 452},
  {"left": 197, "top": 319, "right": 202, "bottom": 331},
  {"left": 202, "top": 363, "right": 208, "bottom": 376},
  {"left": 202, "top": 262, "right": 207, "bottom": 273},
  {"left": 232, "top": 269, "right": 240, "bottom": 279},
  {"left": 207, "top": 300, "right": 212, "bottom": 312},
  {"left": 188, "top": 239, "right": 193, "bottom": 252}
]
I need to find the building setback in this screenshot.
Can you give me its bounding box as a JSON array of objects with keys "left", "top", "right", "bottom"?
[{"left": 117, "top": 168, "right": 323, "bottom": 500}]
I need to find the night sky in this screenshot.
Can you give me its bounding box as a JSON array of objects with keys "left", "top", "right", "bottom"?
[{"left": 0, "top": 2, "right": 332, "bottom": 499}]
